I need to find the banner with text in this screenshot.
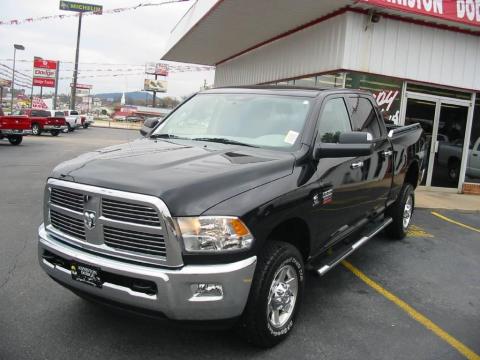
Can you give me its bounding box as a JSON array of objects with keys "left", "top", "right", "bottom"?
[{"left": 359, "top": 0, "right": 480, "bottom": 27}]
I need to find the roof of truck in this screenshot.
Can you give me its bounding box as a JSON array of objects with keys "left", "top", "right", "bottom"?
[{"left": 201, "top": 85, "right": 372, "bottom": 98}]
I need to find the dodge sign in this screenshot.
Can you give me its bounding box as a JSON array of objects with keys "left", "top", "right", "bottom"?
[{"left": 32, "top": 58, "right": 58, "bottom": 88}]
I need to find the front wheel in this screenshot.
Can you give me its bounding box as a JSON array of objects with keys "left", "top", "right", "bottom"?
[
  {"left": 8, "top": 135, "right": 23, "bottom": 145},
  {"left": 67, "top": 123, "right": 74, "bottom": 132},
  {"left": 386, "top": 183, "right": 414, "bottom": 239},
  {"left": 83, "top": 123, "right": 89, "bottom": 129},
  {"left": 51, "top": 130, "right": 60, "bottom": 136},
  {"left": 240, "top": 241, "right": 304, "bottom": 348}
]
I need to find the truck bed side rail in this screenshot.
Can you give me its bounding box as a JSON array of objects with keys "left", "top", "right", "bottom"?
[{"left": 387, "top": 123, "right": 422, "bottom": 138}]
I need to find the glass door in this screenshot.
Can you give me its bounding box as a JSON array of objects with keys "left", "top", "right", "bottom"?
[
  {"left": 403, "top": 91, "right": 472, "bottom": 190},
  {"left": 404, "top": 97, "right": 437, "bottom": 186},
  {"left": 431, "top": 103, "right": 469, "bottom": 188}
]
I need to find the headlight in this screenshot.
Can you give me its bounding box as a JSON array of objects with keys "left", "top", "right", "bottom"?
[{"left": 176, "top": 216, "right": 254, "bottom": 253}]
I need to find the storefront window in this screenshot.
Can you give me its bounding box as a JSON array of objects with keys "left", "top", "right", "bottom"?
[
  {"left": 407, "top": 83, "right": 471, "bottom": 101},
  {"left": 315, "top": 73, "right": 345, "bottom": 88},
  {"left": 345, "top": 72, "right": 403, "bottom": 124},
  {"left": 465, "top": 94, "right": 480, "bottom": 185},
  {"left": 294, "top": 77, "right": 316, "bottom": 87}
]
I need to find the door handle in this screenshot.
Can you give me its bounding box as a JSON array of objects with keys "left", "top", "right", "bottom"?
[
  {"left": 383, "top": 150, "right": 393, "bottom": 157},
  {"left": 351, "top": 161, "right": 364, "bottom": 169}
]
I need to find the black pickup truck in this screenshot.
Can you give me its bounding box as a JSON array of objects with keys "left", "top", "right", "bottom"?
[{"left": 38, "top": 87, "right": 425, "bottom": 347}]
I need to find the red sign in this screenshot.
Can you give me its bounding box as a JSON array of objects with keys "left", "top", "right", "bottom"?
[
  {"left": 33, "top": 78, "right": 55, "bottom": 87},
  {"left": 70, "top": 83, "right": 93, "bottom": 89},
  {"left": 155, "top": 64, "right": 169, "bottom": 76},
  {"left": 33, "top": 58, "right": 57, "bottom": 88},
  {"left": 359, "top": 0, "right": 480, "bottom": 27},
  {"left": 33, "top": 58, "right": 57, "bottom": 70}
]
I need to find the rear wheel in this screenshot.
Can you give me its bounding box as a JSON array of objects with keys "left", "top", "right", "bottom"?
[
  {"left": 386, "top": 183, "right": 414, "bottom": 239},
  {"left": 32, "top": 123, "right": 42, "bottom": 136},
  {"left": 239, "top": 241, "right": 304, "bottom": 348},
  {"left": 51, "top": 130, "right": 60, "bottom": 136},
  {"left": 8, "top": 135, "right": 23, "bottom": 145}
]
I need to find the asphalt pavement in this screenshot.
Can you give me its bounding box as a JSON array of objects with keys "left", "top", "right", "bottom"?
[{"left": 0, "top": 128, "right": 479, "bottom": 360}]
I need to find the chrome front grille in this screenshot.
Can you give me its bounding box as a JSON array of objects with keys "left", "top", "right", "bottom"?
[
  {"left": 104, "top": 226, "right": 166, "bottom": 257},
  {"left": 50, "top": 209, "right": 86, "bottom": 240},
  {"left": 50, "top": 188, "right": 84, "bottom": 212},
  {"left": 45, "top": 179, "right": 183, "bottom": 267},
  {"left": 101, "top": 198, "right": 161, "bottom": 226}
]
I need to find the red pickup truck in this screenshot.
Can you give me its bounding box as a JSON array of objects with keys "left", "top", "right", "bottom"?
[
  {"left": 16, "top": 109, "right": 67, "bottom": 136},
  {"left": 0, "top": 108, "right": 32, "bottom": 145}
]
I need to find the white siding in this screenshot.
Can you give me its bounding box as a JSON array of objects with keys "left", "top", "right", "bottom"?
[
  {"left": 215, "top": 11, "right": 480, "bottom": 91},
  {"left": 342, "top": 12, "right": 480, "bottom": 90},
  {"left": 214, "top": 14, "right": 348, "bottom": 87}
]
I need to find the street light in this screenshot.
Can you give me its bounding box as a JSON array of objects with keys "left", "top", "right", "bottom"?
[{"left": 10, "top": 44, "right": 25, "bottom": 113}]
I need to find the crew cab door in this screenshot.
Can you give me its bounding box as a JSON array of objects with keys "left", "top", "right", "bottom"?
[
  {"left": 311, "top": 96, "right": 369, "bottom": 250},
  {"left": 345, "top": 95, "right": 394, "bottom": 216}
]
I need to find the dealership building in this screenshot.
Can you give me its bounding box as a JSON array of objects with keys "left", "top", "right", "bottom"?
[{"left": 162, "top": 0, "right": 480, "bottom": 193}]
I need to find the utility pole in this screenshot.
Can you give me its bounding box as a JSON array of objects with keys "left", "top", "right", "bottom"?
[
  {"left": 71, "top": 12, "right": 82, "bottom": 110},
  {"left": 53, "top": 61, "right": 60, "bottom": 109},
  {"left": 152, "top": 73, "right": 157, "bottom": 108},
  {"left": 11, "top": 44, "right": 25, "bottom": 112},
  {"left": 60, "top": 1, "right": 103, "bottom": 109}
]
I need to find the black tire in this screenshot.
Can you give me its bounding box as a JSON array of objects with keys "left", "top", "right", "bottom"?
[
  {"left": 51, "top": 130, "right": 60, "bottom": 136},
  {"left": 385, "top": 183, "right": 414, "bottom": 239},
  {"left": 8, "top": 135, "right": 23, "bottom": 145},
  {"left": 447, "top": 159, "right": 460, "bottom": 183},
  {"left": 83, "top": 123, "right": 89, "bottom": 129},
  {"left": 67, "top": 123, "right": 74, "bottom": 132},
  {"left": 239, "top": 241, "right": 304, "bottom": 348},
  {"left": 32, "top": 123, "right": 42, "bottom": 136}
]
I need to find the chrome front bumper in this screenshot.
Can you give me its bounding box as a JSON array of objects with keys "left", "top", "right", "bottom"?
[{"left": 38, "top": 224, "right": 256, "bottom": 320}]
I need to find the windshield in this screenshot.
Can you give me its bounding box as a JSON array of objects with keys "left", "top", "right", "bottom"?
[{"left": 152, "top": 93, "right": 312, "bottom": 149}]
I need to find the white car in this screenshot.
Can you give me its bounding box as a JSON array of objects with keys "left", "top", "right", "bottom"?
[{"left": 60, "top": 110, "right": 81, "bottom": 131}]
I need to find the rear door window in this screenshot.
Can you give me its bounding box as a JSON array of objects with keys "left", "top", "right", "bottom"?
[
  {"left": 347, "top": 96, "right": 383, "bottom": 139},
  {"left": 317, "top": 97, "right": 352, "bottom": 143}
]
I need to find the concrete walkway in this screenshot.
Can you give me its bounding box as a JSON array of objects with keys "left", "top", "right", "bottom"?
[{"left": 416, "top": 187, "right": 480, "bottom": 211}]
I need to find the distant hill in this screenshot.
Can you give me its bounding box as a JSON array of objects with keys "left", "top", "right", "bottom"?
[{"left": 94, "top": 92, "right": 153, "bottom": 102}]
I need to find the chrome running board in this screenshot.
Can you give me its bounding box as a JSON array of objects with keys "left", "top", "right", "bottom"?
[{"left": 317, "top": 217, "right": 393, "bottom": 276}]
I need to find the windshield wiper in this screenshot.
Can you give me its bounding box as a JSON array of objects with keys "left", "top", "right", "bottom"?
[
  {"left": 149, "top": 133, "right": 190, "bottom": 140},
  {"left": 191, "top": 137, "right": 258, "bottom": 148}
]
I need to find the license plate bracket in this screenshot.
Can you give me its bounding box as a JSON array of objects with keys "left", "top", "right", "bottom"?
[{"left": 71, "top": 262, "right": 102, "bottom": 288}]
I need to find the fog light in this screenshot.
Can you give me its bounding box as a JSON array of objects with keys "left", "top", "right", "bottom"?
[{"left": 189, "top": 283, "right": 223, "bottom": 302}]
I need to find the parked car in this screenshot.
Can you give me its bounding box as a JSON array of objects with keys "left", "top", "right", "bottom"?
[
  {"left": 17, "top": 109, "right": 67, "bottom": 136},
  {"left": 437, "top": 137, "right": 480, "bottom": 181},
  {"left": 0, "top": 107, "right": 32, "bottom": 145},
  {"left": 62, "top": 110, "right": 81, "bottom": 131},
  {"left": 38, "top": 87, "right": 425, "bottom": 347}
]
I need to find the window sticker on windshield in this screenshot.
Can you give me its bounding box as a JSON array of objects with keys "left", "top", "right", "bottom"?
[{"left": 284, "top": 130, "right": 299, "bottom": 145}]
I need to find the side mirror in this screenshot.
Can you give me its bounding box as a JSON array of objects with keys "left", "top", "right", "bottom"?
[
  {"left": 140, "top": 118, "right": 160, "bottom": 137},
  {"left": 313, "top": 132, "right": 373, "bottom": 160}
]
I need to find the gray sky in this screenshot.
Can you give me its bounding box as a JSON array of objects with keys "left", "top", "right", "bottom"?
[{"left": 0, "top": 0, "right": 215, "bottom": 97}]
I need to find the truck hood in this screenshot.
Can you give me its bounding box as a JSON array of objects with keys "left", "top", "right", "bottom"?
[{"left": 51, "top": 138, "right": 295, "bottom": 215}]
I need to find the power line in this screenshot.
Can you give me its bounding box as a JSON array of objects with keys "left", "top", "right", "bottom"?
[
  {"left": 0, "top": 0, "right": 190, "bottom": 26},
  {"left": 0, "top": 63, "right": 32, "bottom": 80}
]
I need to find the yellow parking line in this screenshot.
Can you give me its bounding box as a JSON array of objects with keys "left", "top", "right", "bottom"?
[
  {"left": 431, "top": 211, "right": 480, "bottom": 234},
  {"left": 342, "top": 260, "right": 480, "bottom": 360}
]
